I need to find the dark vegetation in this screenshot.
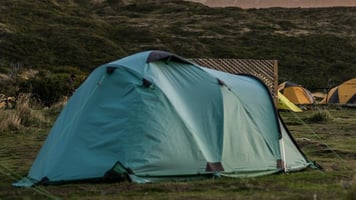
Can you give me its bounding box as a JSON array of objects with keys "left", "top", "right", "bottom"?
[{"left": 0, "top": 0, "right": 356, "bottom": 105}]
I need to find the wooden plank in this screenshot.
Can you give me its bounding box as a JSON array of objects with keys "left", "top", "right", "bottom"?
[{"left": 189, "top": 58, "right": 278, "bottom": 98}]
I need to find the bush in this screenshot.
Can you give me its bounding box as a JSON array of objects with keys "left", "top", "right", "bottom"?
[
  {"left": 306, "top": 110, "right": 333, "bottom": 123},
  {"left": 20, "top": 72, "right": 79, "bottom": 107},
  {"left": 44, "top": 96, "right": 68, "bottom": 118}
]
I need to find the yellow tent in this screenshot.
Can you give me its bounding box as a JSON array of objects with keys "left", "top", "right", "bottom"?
[
  {"left": 277, "top": 91, "right": 302, "bottom": 112},
  {"left": 278, "top": 81, "right": 315, "bottom": 105},
  {"left": 321, "top": 78, "right": 356, "bottom": 104}
]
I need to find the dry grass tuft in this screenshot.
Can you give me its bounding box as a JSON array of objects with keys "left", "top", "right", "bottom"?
[
  {"left": 17, "top": 93, "right": 48, "bottom": 127},
  {"left": 0, "top": 93, "right": 49, "bottom": 132},
  {"left": 306, "top": 109, "right": 333, "bottom": 123},
  {"left": 0, "top": 112, "right": 22, "bottom": 131}
]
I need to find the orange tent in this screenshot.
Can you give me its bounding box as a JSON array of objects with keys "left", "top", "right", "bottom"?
[
  {"left": 322, "top": 78, "right": 356, "bottom": 104},
  {"left": 278, "top": 81, "right": 315, "bottom": 105}
]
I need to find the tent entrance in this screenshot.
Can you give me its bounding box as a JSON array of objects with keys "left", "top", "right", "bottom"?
[{"left": 104, "top": 161, "right": 132, "bottom": 182}]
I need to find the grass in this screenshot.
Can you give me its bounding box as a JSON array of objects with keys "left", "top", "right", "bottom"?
[
  {"left": 0, "top": 107, "right": 355, "bottom": 199},
  {"left": 0, "top": 94, "right": 49, "bottom": 131},
  {"left": 305, "top": 109, "right": 333, "bottom": 123}
]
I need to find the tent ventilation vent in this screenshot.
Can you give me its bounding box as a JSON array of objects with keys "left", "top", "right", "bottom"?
[{"left": 142, "top": 78, "right": 152, "bottom": 88}]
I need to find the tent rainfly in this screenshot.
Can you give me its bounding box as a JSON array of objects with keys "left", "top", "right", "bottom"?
[
  {"left": 322, "top": 78, "right": 356, "bottom": 104},
  {"left": 277, "top": 91, "right": 303, "bottom": 112},
  {"left": 14, "top": 50, "right": 315, "bottom": 187},
  {"left": 278, "top": 81, "right": 315, "bottom": 105}
]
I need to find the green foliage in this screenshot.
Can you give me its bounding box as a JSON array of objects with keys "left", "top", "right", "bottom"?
[
  {"left": 0, "top": 76, "right": 21, "bottom": 97},
  {"left": 0, "top": 1, "right": 356, "bottom": 92},
  {"left": 0, "top": 66, "right": 8, "bottom": 74},
  {"left": 19, "top": 71, "right": 78, "bottom": 107}
]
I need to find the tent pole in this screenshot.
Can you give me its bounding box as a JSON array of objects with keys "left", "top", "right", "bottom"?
[{"left": 280, "top": 139, "right": 287, "bottom": 172}]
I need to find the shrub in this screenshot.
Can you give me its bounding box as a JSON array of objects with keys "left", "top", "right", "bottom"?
[
  {"left": 44, "top": 96, "right": 68, "bottom": 118},
  {"left": 20, "top": 72, "right": 76, "bottom": 107},
  {"left": 306, "top": 110, "right": 333, "bottom": 123}
]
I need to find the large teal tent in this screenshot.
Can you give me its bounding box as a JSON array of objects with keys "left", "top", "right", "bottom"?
[{"left": 14, "top": 50, "right": 313, "bottom": 187}]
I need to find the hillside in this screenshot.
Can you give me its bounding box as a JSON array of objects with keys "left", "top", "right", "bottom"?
[
  {"left": 1, "top": 0, "right": 356, "bottom": 91},
  {"left": 189, "top": 0, "right": 356, "bottom": 8}
]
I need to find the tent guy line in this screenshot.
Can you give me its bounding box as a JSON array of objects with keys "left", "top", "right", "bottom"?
[
  {"left": 290, "top": 110, "right": 346, "bottom": 163},
  {"left": 0, "top": 164, "right": 58, "bottom": 199}
]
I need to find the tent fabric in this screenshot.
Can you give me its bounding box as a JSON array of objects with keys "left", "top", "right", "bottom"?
[
  {"left": 312, "top": 92, "right": 326, "bottom": 99},
  {"left": 278, "top": 81, "right": 315, "bottom": 105},
  {"left": 277, "top": 91, "right": 303, "bottom": 112},
  {"left": 14, "top": 50, "right": 313, "bottom": 187},
  {"left": 321, "top": 78, "right": 356, "bottom": 104}
]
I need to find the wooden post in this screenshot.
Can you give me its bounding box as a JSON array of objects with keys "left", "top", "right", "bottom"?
[{"left": 273, "top": 60, "right": 279, "bottom": 106}]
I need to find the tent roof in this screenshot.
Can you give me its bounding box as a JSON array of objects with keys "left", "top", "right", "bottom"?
[
  {"left": 322, "top": 78, "right": 356, "bottom": 104},
  {"left": 278, "top": 81, "right": 315, "bottom": 105}
]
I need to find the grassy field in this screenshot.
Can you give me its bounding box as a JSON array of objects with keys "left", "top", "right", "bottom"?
[{"left": 0, "top": 106, "right": 355, "bottom": 199}]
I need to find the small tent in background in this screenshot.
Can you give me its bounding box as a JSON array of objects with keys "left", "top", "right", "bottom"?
[
  {"left": 14, "top": 50, "right": 314, "bottom": 187},
  {"left": 321, "top": 78, "right": 356, "bottom": 104},
  {"left": 278, "top": 81, "right": 315, "bottom": 105},
  {"left": 277, "top": 91, "right": 303, "bottom": 112}
]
